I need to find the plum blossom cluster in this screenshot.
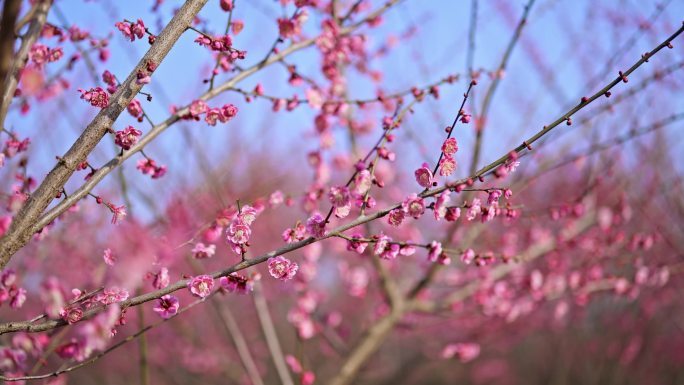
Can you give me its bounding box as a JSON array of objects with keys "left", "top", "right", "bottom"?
[
  {"left": 278, "top": 10, "right": 308, "bottom": 39},
  {"left": 462, "top": 190, "right": 517, "bottom": 223},
  {"left": 268, "top": 256, "right": 299, "bottom": 281},
  {"left": 226, "top": 204, "right": 260, "bottom": 255},
  {"left": 439, "top": 137, "right": 459, "bottom": 176},
  {"left": 102, "top": 70, "right": 118, "bottom": 94},
  {"left": 188, "top": 275, "right": 214, "bottom": 298},
  {"left": 219, "top": 272, "right": 254, "bottom": 294},
  {"left": 115, "top": 19, "right": 148, "bottom": 42},
  {"left": 282, "top": 221, "right": 307, "bottom": 243},
  {"left": 0, "top": 333, "right": 49, "bottom": 377},
  {"left": 127, "top": 99, "right": 143, "bottom": 120},
  {"left": 78, "top": 87, "right": 109, "bottom": 108},
  {"left": 305, "top": 212, "right": 326, "bottom": 237},
  {"left": 136, "top": 158, "right": 167, "bottom": 179},
  {"left": 194, "top": 33, "right": 246, "bottom": 63},
  {"left": 0, "top": 269, "right": 27, "bottom": 309},
  {"left": 29, "top": 43, "right": 63, "bottom": 68},
  {"left": 146, "top": 267, "right": 170, "bottom": 290},
  {"left": 56, "top": 305, "right": 124, "bottom": 362},
  {"left": 326, "top": 169, "right": 376, "bottom": 220},
  {"left": 184, "top": 99, "right": 239, "bottom": 126},
  {"left": 370, "top": 233, "right": 416, "bottom": 260},
  {"left": 59, "top": 287, "right": 129, "bottom": 325},
  {"left": 386, "top": 193, "right": 426, "bottom": 227},
  {"left": 3, "top": 136, "right": 30, "bottom": 160},
  {"left": 114, "top": 126, "right": 142, "bottom": 150},
  {"left": 459, "top": 248, "right": 513, "bottom": 266},
  {"left": 427, "top": 241, "right": 451, "bottom": 265}
]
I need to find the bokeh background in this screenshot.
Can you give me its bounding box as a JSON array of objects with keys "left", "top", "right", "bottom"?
[{"left": 1, "top": 0, "right": 684, "bottom": 384}]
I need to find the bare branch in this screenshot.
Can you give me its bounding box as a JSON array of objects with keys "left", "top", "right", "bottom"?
[{"left": 253, "top": 281, "right": 294, "bottom": 385}]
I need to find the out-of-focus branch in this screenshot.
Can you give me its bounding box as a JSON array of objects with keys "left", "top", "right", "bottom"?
[
  {"left": 327, "top": 212, "right": 595, "bottom": 385},
  {"left": 187, "top": 257, "right": 264, "bottom": 385},
  {"left": 469, "top": 0, "right": 535, "bottom": 175},
  {"left": 0, "top": 0, "right": 209, "bottom": 269},
  {"left": 416, "top": 212, "right": 596, "bottom": 313},
  {"left": 252, "top": 281, "right": 294, "bottom": 385},
  {"left": 326, "top": 304, "right": 405, "bottom": 385},
  {"left": 137, "top": 289, "right": 150, "bottom": 385},
  {"left": 214, "top": 299, "right": 266, "bottom": 385},
  {"left": 0, "top": 0, "right": 21, "bottom": 89},
  {"left": 0, "top": 0, "right": 51, "bottom": 129}
]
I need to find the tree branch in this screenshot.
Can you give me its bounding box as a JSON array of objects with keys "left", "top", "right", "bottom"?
[
  {"left": 0, "top": 0, "right": 209, "bottom": 268},
  {"left": 252, "top": 281, "right": 294, "bottom": 385},
  {"left": 0, "top": 0, "right": 21, "bottom": 89},
  {"left": 0, "top": 0, "right": 51, "bottom": 129}
]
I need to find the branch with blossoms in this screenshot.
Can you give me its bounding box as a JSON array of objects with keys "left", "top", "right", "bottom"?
[
  {"left": 224, "top": 74, "right": 458, "bottom": 110},
  {"left": 0, "top": 3, "right": 681, "bottom": 384},
  {"left": 1, "top": 21, "right": 682, "bottom": 341},
  {"left": 0, "top": 0, "right": 211, "bottom": 268},
  {"left": 0, "top": 293, "right": 212, "bottom": 382},
  {"left": 4, "top": 0, "right": 407, "bottom": 263}
]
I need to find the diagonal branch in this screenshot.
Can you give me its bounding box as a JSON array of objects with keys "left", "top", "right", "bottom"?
[
  {"left": 252, "top": 281, "right": 294, "bottom": 385},
  {"left": 0, "top": 0, "right": 209, "bottom": 269}
]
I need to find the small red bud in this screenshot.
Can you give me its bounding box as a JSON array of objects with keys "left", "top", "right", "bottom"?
[
  {"left": 618, "top": 71, "right": 628, "bottom": 83},
  {"left": 581, "top": 96, "right": 588, "bottom": 103},
  {"left": 508, "top": 151, "right": 519, "bottom": 161},
  {"left": 604, "top": 91, "right": 611, "bottom": 98}
]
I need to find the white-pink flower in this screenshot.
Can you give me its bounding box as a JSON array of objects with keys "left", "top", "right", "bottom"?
[
  {"left": 188, "top": 275, "right": 214, "bottom": 298},
  {"left": 268, "top": 256, "right": 299, "bottom": 281}
]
